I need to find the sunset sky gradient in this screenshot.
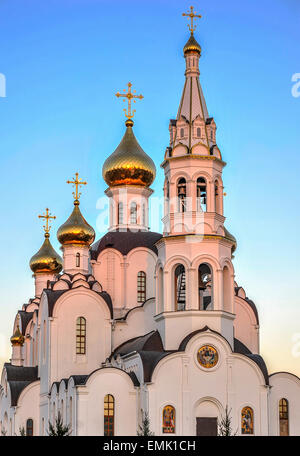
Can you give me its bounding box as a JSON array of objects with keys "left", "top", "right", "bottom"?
[{"left": 0, "top": 0, "right": 299, "bottom": 375}]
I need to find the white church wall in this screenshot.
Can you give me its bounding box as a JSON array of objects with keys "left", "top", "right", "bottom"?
[
  {"left": 234, "top": 296, "right": 259, "bottom": 353},
  {"left": 113, "top": 298, "right": 156, "bottom": 349},
  {"left": 148, "top": 331, "right": 267, "bottom": 436},
  {"left": 14, "top": 381, "right": 40, "bottom": 436},
  {"left": 125, "top": 248, "right": 157, "bottom": 308},
  {"left": 92, "top": 248, "right": 123, "bottom": 308},
  {"left": 76, "top": 368, "right": 137, "bottom": 436},
  {"left": 269, "top": 372, "right": 300, "bottom": 436},
  {"left": 50, "top": 289, "right": 112, "bottom": 384}
]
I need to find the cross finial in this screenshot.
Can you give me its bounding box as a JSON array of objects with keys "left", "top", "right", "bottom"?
[
  {"left": 66, "top": 172, "right": 87, "bottom": 204},
  {"left": 182, "top": 5, "right": 202, "bottom": 34},
  {"left": 116, "top": 82, "right": 143, "bottom": 121},
  {"left": 38, "top": 208, "right": 56, "bottom": 237}
]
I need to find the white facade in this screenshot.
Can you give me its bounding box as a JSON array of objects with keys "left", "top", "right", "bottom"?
[{"left": 1, "top": 27, "right": 300, "bottom": 437}]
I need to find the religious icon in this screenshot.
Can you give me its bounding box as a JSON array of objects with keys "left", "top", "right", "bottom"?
[
  {"left": 197, "top": 345, "right": 218, "bottom": 368},
  {"left": 162, "top": 405, "right": 176, "bottom": 433},
  {"left": 241, "top": 406, "right": 254, "bottom": 434}
]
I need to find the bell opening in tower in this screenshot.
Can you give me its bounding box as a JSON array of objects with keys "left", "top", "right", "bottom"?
[{"left": 198, "top": 263, "right": 213, "bottom": 310}]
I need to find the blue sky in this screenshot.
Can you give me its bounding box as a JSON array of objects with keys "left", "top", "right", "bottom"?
[{"left": 0, "top": 0, "right": 300, "bottom": 374}]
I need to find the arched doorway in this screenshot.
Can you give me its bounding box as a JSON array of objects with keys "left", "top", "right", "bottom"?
[{"left": 194, "top": 399, "right": 220, "bottom": 436}]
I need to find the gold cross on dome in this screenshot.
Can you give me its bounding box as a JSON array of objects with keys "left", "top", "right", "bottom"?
[
  {"left": 116, "top": 82, "right": 143, "bottom": 120},
  {"left": 67, "top": 172, "right": 87, "bottom": 202},
  {"left": 182, "top": 6, "right": 202, "bottom": 34},
  {"left": 38, "top": 208, "right": 56, "bottom": 234}
]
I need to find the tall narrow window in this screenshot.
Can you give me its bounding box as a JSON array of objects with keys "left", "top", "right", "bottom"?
[
  {"left": 142, "top": 204, "right": 146, "bottom": 226},
  {"left": 118, "top": 202, "right": 123, "bottom": 224},
  {"left": 197, "top": 177, "right": 207, "bottom": 212},
  {"left": 104, "top": 394, "right": 114, "bottom": 436},
  {"left": 198, "top": 263, "right": 213, "bottom": 310},
  {"left": 130, "top": 202, "right": 137, "bottom": 224},
  {"left": 26, "top": 418, "right": 33, "bottom": 436},
  {"left": 211, "top": 129, "right": 213, "bottom": 141},
  {"left": 76, "top": 253, "right": 80, "bottom": 267},
  {"left": 175, "top": 265, "right": 186, "bottom": 311},
  {"left": 180, "top": 128, "right": 184, "bottom": 138},
  {"left": 69, "top": 397, "right": 73, "bottom": 431},
  {"left": 177, "top": 178, "right": 186, "bottom": 213},
  {"left": 137, "top": 271, "right": 146, "bottom": 303},
  {"left": 241, "top": 407, "right": 254, "bottom": 435},
  {"left": 197, "top": 127, "right": 201, "bottom": 138},
  {"left": 76, "top": 317, "right": 86, "bottom": 355},
  {"left": 162, "top": 405, "right": 176, "bottom": 433},
  {"left": 214, "top": 181, "right": 220, "bottom": 214},
  {"left": 279, "top": 398, "right": 289, "bottom": 436},
  {"left": 43, "top": 320, "right": 46, "bottom": 362}
]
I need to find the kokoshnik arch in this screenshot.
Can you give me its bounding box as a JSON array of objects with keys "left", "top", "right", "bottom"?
[{"left": 1, "top": 7, "right": 300, "bottom": 436}]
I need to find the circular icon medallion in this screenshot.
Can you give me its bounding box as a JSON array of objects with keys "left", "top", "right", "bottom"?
[{"left": 197, "top": 345, "right": 219, "bottom": 369}]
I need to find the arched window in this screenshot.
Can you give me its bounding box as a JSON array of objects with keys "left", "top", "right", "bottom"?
[
  {"left": 197, "top": 177, "right": 207, "bottom": 212},
  {"left": 69, "top": 397, "right": 73, "bottom": 431},
  {"left": 162, "top": 405, "right": 176, "bottom": 433},
  {"left": 177, "top": 178, "right": 186, "bottom": 213},
  {"left": 43, "top": 320, "right": 46, "bottom": 362},
  {"left": 104, "top": 394, "right": 114, "bottom": 436},
  {"left": 61, "top": 399, "right": 64, "bottom": 423},
  {"left": 158, "top": 267, "right": 164, "bottom": 313},
  {"left": 76, "top": 252, "right": 80, "bottom": 267},
  {"left": 26, "top": 418, "right": 33, "bottom": 436},
  {"left": 197, "top": 127, "right": 201, "bottom": 138},
  {"left": 214, "top": 181, "right": 220, "bottom": 214},
  {"left": 223, "top": 266, "right": 231, "bottom": 312},
  {"left": 118, "top": 202, "right": 123, "bottom": 224},
  {"left": 198, "top": 263, "right": 213, "bottom": 310},
  {"left": 130, "top": 202, "right": 137, "bottom": 224},
  {"left": 241, "top": 406, "right": 254, "bottom": 435},
  {"left": 279, "top": 398, "right": 289, "bottom": 436},
  {"left": 180, "top": 128, "right": 184, "bottom": 138},
  {"left": 142, "top": 203, "right": 146, "bottom": 226},
  {"left": 76, "top": 317, "right": 86, "bottom": 355},
  {"left": 137, "top": 271, "right": 146, "bottom": 303},
  {"left": 175, "top": 265, "right": 186, "bottom": 311}
]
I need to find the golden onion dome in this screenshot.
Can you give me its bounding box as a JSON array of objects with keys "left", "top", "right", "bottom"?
[
  {"left": 10, "top": 325, "right": 25, "bottom": 347},
  {"left": 57, "top": 201, "right": 95, "bottom": 246},
  {"left": 102, "top": 119, "right": 156, "bottom": 187},
  {"left": 183, "top": 33, "right": 201, "bottom": 55},
  {"left": 30, "top": 233, "right": 63, "bottom": 274}
]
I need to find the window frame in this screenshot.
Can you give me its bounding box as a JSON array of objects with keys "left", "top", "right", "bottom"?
[
  {"left": 104, "top": 394, "right": 115, "bottom": 436},
  {"left": 137, "top": 271, "right": 146, "bottom": 303},
  {"left": 76, "top": 316, "right": 86, "bottom": 355},
  {"left": 26, "top": 418, "right": 33, "bottom": 436}
]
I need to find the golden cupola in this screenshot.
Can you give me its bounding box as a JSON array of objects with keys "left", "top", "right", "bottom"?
[
  {"left": 102, "top": 82, "right": 156, "bottom": 188},
  {"left": 183, "top": 33, "right": 201, "bottom": 56},
  {"left": 182, "top": 6, "right": 202, "bottom": 55},
  {"left": 29, "top": 208, "right": 63, "bottom": 275},
  {"left": 57, "top": 173, "right": 95, "bottom": 246},
  {"left": 10, "top": 324, "right": 25, "bottom": 347}
]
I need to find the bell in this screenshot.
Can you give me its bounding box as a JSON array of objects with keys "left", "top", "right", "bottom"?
[
  {"left": 178, "top": 186, "right": 186, "bottom": 196},
  {"left": 198, "top": 273, "right": 206, "bottom": 291}
]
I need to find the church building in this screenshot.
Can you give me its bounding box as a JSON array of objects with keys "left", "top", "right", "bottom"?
[{"left": 1, "top": 7, "right": 300, "bottom": 436}]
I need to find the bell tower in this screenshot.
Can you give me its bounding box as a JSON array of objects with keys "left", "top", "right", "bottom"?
[{"left": 155, "top": 7, "right": 237, "bottom": 350}]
